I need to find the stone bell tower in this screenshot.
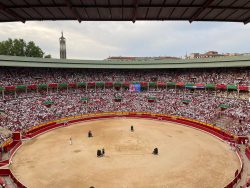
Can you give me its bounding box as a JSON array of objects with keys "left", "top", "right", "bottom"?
[{"left": 59, "top": 32, "right": 66, "bottom": 59}]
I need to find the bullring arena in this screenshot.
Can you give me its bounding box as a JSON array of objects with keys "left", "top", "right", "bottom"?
[
  {"left": 10, "top": 118, "right": 240, "bottom": 188},
  {"left": 1, "top": 1, "right": 250, "bottom": 187},
  {"left": 0, "top": 60, "right": 250, "bottom": 188}
]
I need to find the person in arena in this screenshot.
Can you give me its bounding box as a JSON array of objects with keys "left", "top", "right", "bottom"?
[
  {"left": 131, "top": 125, "right": 134, "bottom": 132},
  {"left": 88, "top": 130, "right": 93, "bottom": 138},
  {"left": 102, "top": 148, "right": 105, "bottom": 156},
  {"left": 97, "top": 149, "right": 102, "bottom": 157},
  {"left": 69, "top": 137, "right": 72, "bottom": 145},
  {"left": 64, "top": 121, "right": 68, "bottom": 126},
  {"left": 153, "top": 148, "right": 158, "bottom": 155}
]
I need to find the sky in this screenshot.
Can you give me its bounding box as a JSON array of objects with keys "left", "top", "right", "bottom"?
[{"left": 0, "top": 21, "right": 249, "bottom": 60}]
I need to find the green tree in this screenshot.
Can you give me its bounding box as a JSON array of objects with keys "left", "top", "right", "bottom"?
[
  {"left": 13, "top": 39, "right": 26, "bottom": 56},
  {"left": 0, "top": 39, "right": 13, "bottom": 55},
  {"left": 0, "top": 38, "right": 47, "bottom": 58},
  {"left": 25, "top": 41, "right": 44, "bottom": 57},
  {"left": 44, "top": 54, "right": 52, "bottom": 58}
]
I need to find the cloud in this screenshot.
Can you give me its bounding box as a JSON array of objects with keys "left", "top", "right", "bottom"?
[{"left": 0, "top": 21, "right": 249, "bottom": 59}]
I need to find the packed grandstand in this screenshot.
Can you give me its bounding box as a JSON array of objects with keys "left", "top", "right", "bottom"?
[{"left": 0, "top": 66, "right": 249, "bottom": 145}]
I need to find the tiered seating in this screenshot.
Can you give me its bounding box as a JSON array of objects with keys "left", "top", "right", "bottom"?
[{"left": 0, "top": 67, "right": 249, "bottom": 144}]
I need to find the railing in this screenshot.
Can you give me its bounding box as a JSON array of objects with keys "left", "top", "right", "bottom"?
[
  {"left": 245, "top": 146, "right": 250, "bottom": 160},
  {"left": 224, "top": 149, "right": 244, "bottom": 188}
]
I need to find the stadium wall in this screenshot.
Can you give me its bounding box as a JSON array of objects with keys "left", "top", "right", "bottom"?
[
  {"left": 245, "top": 147, "right": 250, "bottom": 160},
  {"left": 0, "top": 112, "right": 244, "bottom": 188},
  {"left": 22, "top": 112, "right": 237, "bottom": 142}
]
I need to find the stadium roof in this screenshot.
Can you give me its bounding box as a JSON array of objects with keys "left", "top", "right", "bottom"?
[
  {"left": 0, "top": 0, "right": 250, "bottom": 24},
  {"left": 0, "top": 55, "right": 250, "bottom": 69}
]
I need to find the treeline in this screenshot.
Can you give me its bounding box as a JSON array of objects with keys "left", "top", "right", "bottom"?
[{"left": 0, "top": 38, "right": 51, "bottom": 58}]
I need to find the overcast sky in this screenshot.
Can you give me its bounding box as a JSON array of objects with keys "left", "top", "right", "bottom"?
[{"left": 0, "top": 21, "right": 249, "bottom": 60}]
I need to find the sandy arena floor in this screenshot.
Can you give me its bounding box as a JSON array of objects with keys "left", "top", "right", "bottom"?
[{"left": 10, "top": 118, "right": 240, "bottom": 188}]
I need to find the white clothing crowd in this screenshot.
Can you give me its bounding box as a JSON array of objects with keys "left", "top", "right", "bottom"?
[
  {"left": 0, "top": 89, "right": 249, "bottom": 144},
  {"left": 0, "top": 67, "right": 249, "bottom": 144}
]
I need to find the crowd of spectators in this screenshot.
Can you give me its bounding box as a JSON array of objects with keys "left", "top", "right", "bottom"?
[
  {"left": 0, "top": 67, "right": 249, "bottom": 86},
  {"left": 0, "top": 67, "right": 249, "bottom": 144},
  {"left": 0, "top": 88, "right": 249, "bottom": 144}
]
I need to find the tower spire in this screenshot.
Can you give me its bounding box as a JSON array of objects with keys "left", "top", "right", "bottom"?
[
  {"left": 60, "top": 31, "right": 65, "bottom": 40},
  {"left": 59, "top": 32, "right": 66, "bottom": 59}
]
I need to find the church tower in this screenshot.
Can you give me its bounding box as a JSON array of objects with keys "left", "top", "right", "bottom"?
[{"left": 59, "top": 32, "right": 66, "bottom": 59}]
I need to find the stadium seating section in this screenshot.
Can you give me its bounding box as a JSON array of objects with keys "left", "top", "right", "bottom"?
[{"left": 0, "top": 67, "right": 249, "bottom": 144}]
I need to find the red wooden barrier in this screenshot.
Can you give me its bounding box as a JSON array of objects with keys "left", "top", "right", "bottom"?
[
  {"left": 3, "top": 132, "right": 22, "bottom": 152},
  {"left": 224, "top": 150, "right": 243, "bottom": 188},
  {"left": 0, "top": 169, "right": 10, "bottom": 176},
  {"left": 245, "top": 147, "right": 250, "bottom": 160}
]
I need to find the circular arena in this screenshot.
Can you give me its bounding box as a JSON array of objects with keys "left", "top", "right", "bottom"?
[
  {"left": 10, "top": 118, "right": 240, "bottom": 188},
  {"left": 0, "top": 66, "right": 249, "bottom": 188}
]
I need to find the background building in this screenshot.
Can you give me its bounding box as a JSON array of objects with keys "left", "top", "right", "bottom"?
[{"left": 186, "top": 51, "right": 249, "bottom": 59}]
